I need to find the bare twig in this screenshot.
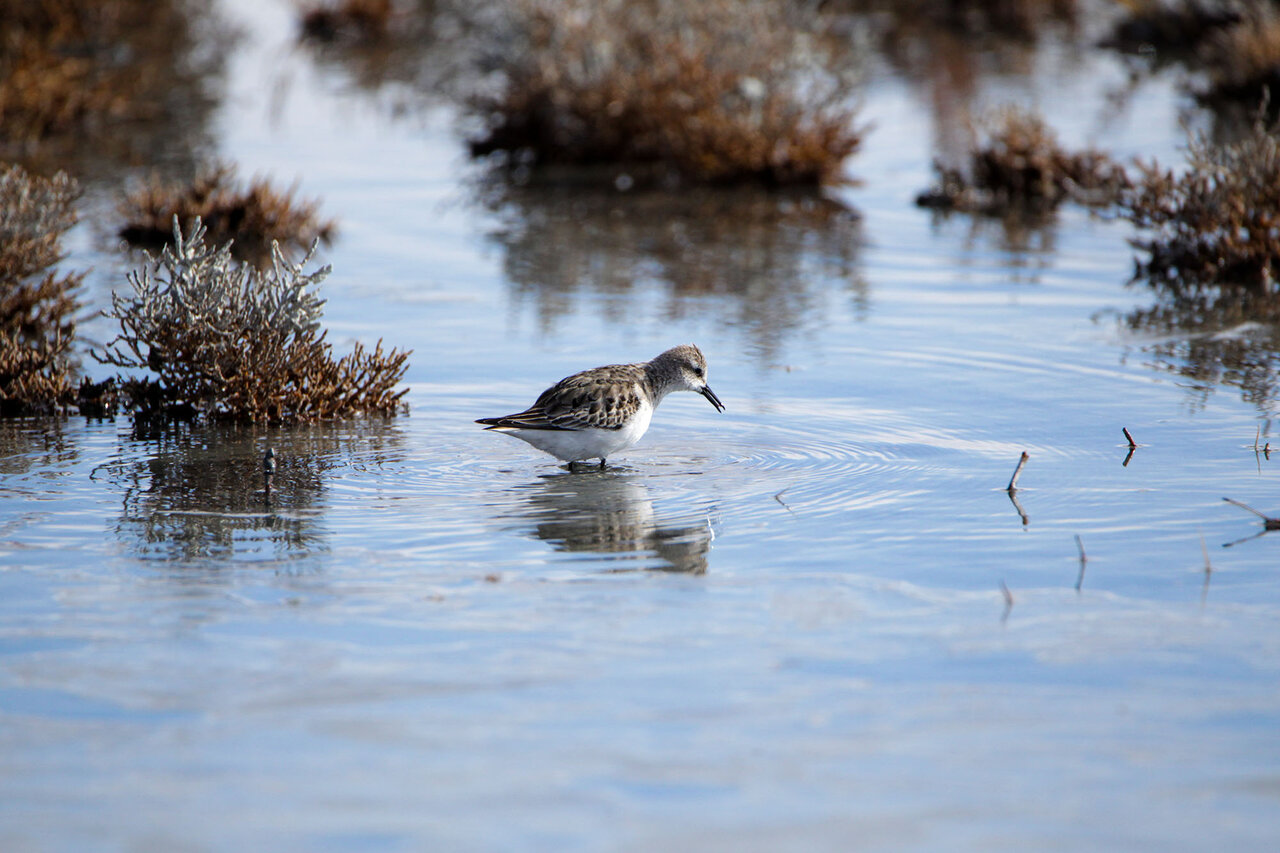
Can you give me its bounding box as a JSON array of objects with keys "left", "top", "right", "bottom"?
[
  {"left": 1121, "top": 427, "right": 1138, "bottom": 466},
  {"left": 774, "top": 487, "right": 796, "bottom": 516},
  {"left": 1007, "top": 451, "right": 1029, "bottom": 492}
]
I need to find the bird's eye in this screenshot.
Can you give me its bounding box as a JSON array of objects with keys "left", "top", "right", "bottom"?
[{"left": 691, "top": 366, "right": 704, "bottom": 378}]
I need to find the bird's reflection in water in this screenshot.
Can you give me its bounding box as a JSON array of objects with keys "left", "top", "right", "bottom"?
[{"left": 509, "top": 470, "right": 713, "bottom": 574}]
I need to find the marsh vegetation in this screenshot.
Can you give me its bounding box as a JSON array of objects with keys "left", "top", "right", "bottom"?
[
  {"left": 0, "top": 165, "right": 82, "bottom": 415},
  {"left": 99, "top": 220, "right": 409, "bottom": 424}
]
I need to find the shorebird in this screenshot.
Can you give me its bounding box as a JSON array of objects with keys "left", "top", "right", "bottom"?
[{"left": 476, "top": 344, "right": 724, "bottom": 467}]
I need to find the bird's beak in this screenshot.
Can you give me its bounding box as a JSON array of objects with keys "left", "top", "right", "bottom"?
[{"left": 701, "top": 385, "right": 725, "bottom": 412}]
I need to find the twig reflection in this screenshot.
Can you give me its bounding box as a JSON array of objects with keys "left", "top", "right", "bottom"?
[
  {"left": 1221, "top": 496, "right": 1280, "bottom": 549},
  {"left": 1074, "top": 534, "right": 1088, "bottom": 592}
]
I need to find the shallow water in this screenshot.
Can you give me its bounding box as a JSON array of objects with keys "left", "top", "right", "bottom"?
[{"left": 3, "top": 2, "right": 1280, "bottom": 850}]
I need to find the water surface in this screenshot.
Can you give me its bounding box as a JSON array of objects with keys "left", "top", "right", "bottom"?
[{"left": 2, "top": 2, "right": 1279, "bottom": 850}]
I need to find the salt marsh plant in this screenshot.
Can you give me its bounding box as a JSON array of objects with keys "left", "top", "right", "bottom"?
[
  {"left": 1124, "top": 113, "right": 1280, "bottom": 289},
  {"left": 1123, "top": 114, "right": 1280, "bottom": 410},
  {"left": 469, "top": 0, "right": 866, "bottom": 186},
  {"left": 916, "top": 108, "right": 1129, "bottom": 215},
  {"left": 99, "top": 218, "right": 409, "bottom": 423},
  {"left": 0, "top": 164, "right": 82, "bottom": 415},
  {"left": 1193, "top": 2, "right": 1280, "bottom": 111},
  {"left": 119, "top": 163, "right": 337, "bottom": 266},
  {"left": 1103, "top": 1, "right": 1280, "bottom": 116},
  {"left": 0, "top": 0, "right": 223, "bottom": 170}
]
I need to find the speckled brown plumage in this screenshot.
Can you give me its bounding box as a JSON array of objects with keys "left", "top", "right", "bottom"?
[
  {"left": 475, "top": 345, "right": 724, "bottom": 465},
  {"left": 481, "top": 363, "right": 646, "bottom": 431}
]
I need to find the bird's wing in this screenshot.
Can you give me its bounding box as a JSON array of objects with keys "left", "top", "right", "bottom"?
[
  {"left": 475, "top": 402, "right": 564, "bottom": 431},
  {"left": 477, "top": 367, "right": 643, "bottom": 431}
]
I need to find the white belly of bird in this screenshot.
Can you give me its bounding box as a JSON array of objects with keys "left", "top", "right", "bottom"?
[{"left": 509, "top": 403, "right": 654, "bottom": 462}]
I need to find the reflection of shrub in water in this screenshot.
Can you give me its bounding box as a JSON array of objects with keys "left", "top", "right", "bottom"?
[
  {"left": 484, "top": 183, "right": 865, "bottom": 359},
  {"left": 917, "top": 108, "right": 1129, "bottom": 216},
  {"left": 0, "top": 165, "right": 82, "bottom": 416},
  {"left": 1131, "top": 320, "right": 1280, "bottom": 411},
  {"left": 101, "top": 421, "right": 403, "bottom": 564},
  {"left": 98, "top": 219, "right": 410, "bottom": 424},
  {"left": 119, "top": 163, "right": 337, "bottom": 266},
  {"left": 293, "top": 0, "right": 486, "bottom": 108},
  {"left": 469, "top": 0, "right": 865, "bottom": 186},
  {"left": 0, "top": 418, "right": 76, "bottom": 485}
]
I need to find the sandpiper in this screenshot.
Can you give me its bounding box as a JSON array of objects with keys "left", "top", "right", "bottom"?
[{"left": 476, "top": 344, "right": 725, "bottom": 467}]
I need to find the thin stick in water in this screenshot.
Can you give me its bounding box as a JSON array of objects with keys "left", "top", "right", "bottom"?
[
  {"left": 263, "top": 447, "right": 276, "bottom": 499},
  {"left": 1007, "top": 451, "right": 1029, "bottom": 493},
  {"left": 1122, "top": 427, "right": 1137, "bottom": 449}
]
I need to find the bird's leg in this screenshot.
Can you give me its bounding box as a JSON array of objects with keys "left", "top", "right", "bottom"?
[{"left": 598, "top": 458, "right": 606, "bottom": 469}]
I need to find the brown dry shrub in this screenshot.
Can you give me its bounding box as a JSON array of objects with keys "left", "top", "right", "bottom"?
[
  {"left": 0, "top": 0, "right": 221, "bottom": 163},
  {"left": 99, "top": 219, "right": 408, "bottom": 424},
  {"left": 917, "top": 107, "right": 1130, "bottom": 214},
  {"left": 0, "top": 163, "right": 83, "bottom": 416},
  {"left": 1121, "top": 112, "right": 1280, "bottom": 411},
  {"left": 1123, "top": 114, "right": 1280, "bottom": 288},
  {"left": 1108, "top": 2, "right": 1280, "bottom": 114},
  {"left": 1197, "top": 3, "right": 1280, "bottom": 109},
  {"left": 469, "top": 0, "right": 865, "bottom": 186},
  {"left": 119, "top": 163, "right": 337, "bottom": 265}
]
